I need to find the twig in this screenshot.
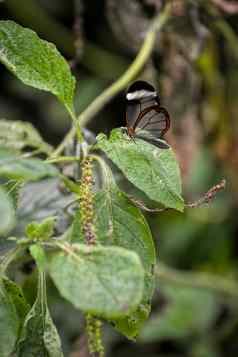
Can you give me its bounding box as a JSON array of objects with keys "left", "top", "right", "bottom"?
[
  {"left": 156, "top": 262, "right": 238, "bottom": 300},
  {"left": 186, "top": 179, "right": 226, "bottom": 208},
  {"left": 128, "top": 179, "right": 226, "bottom": 213},
  {"left": 46, "top": 156, "right": 80, "bottom": 164},
  {"left": 128, "top": 196, "right": 169, "bottom": 213}
]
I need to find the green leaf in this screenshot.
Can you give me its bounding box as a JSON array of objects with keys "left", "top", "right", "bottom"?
[
  {"left": 94, "top": 187, "right": 156, "bottom": 270},
  {"left": 0, "top": 185, "right": 15, "bottom": 235},
  {"left": 0, "top": 119, "right": 52, "bottom": 154},
  {"left": 17, "top": 272, "right": 63, "bottom": 357},
  {"left": 140, "top": 283, "right": 218, "bottom": 342},
  {"left": 26, "top": 217, "right": 56, "bottom": 241},
  {"left": 0, "top": 279, "right": 19, "bottom": 357},
  {"left": 0, "top": 148, "right": 58, "bottom": 181},
  {"left": 48, "top": 243, "right": 144, "bottom": 319},
  {"left": 96, "top": 129, "right": 184, "bottom": 211},
  {"left": 114, "top": 303, "right": 151, "bottom": 341},
  {"left": 71, "top": 167, "right": 156, "bottom": 338},
  {"left": 0, "top": 21, "right": 76, "bottom": 115},
  {"left": 2, "top": 180, "right": 23, "bottom": 209},
  {"left": 44, "top": 308, "right": 64, "bottom": 357},
  {"left": 95, "top": 185, "right": 156, "bottom": 338},
  {"left": 30, "top": 245, "right": 47, "bottom": 273},
  {"left": 2, "top": 277, "right": 30, "bottom": 331},
  {"left": 11, "top": 178, "right": 74, "bottom": 237}
]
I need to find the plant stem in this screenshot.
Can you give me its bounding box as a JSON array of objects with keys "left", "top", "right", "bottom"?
[
  {"left": 51, "top": 3, "right": 171, "bottom": 158},
  {"left": 0, "top": 246, "right": 22, "bottom": 274},
  {"left": 156, "top": 263, "right": 238, "bottom": 300},
  {"left": 77, "top": 3, "right": 171, "bottom": 127},
  {"left": 46, "top": 156, "right": 80, "bottom": 164}
]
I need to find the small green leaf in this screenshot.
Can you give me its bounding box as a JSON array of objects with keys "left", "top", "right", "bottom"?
[
  {"left": 0, "top": 185, "right": 15, "bottom": 235},
  {"left": 26, "top": 217, "right": 56, "bottom": 241},
  {"left": 0, "top": 279, "right": 19, "bottom": 357},
  {"left": 96, "top": 129, "right": 184, "bottom": 211},
  {"left": 48, "top": 243, "right": 144, "bottom": 319},
  {"left": 30, "top": 245, "right": 47, "bottom": 272},
  {"left": 114, "top": 303, "right": 151, "bottom": 340},
  {"left": 17, "top": 273, "right": 63, "bottom": 357},
  {"left": 140, "top": 283, "right": 218, "bottom": 342},
  {"left": 0, "top": 148, "right": 58, "bottom": 181},
  {"left": 0, "top": 119, "right": 52, "bottom": 154},
  {"left": 0, "top": 21, "right": 76, "bottom": 115}
]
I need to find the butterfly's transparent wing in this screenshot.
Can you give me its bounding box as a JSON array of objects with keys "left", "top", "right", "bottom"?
[
  {"left": 135, "top": 129, "right": 170, "bottom": 149},
  {"left": 126, "top": 100, "right": 140, "bottom": 130},
  {"left": 126, "top": 96, "right": 159, "bottom": 130},
  {"left": 134, "top": 105, "right": 170, "bottom": 138}
]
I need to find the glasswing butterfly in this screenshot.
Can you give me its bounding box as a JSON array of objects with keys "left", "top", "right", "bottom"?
[{"left": 125, "top": 80, "right": 170, "bottom": 149}]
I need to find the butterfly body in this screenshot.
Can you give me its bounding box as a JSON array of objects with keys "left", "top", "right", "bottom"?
[{"left": 125, "top": 80, "right": 170, "bottom": 148}]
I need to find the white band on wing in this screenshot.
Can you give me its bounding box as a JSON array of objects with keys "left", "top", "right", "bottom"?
[{"left": 126, "top": 90, "right": 157, "bottom": 101}]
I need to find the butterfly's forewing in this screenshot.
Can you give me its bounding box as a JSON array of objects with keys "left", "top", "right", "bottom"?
[
  {"left": 126, "top": 100, "right": 141, "bottom": 131},
  {"left": 126, "top": 81, "right": 158, "bottom": 133},
  {"left": 134, "top": 105, "right": 170, "bottom": 138}
]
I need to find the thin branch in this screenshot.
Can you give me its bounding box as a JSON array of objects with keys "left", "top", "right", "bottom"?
[
  {"left": 77, "top": 3, "right": 171, "bottom": 127},
  {"left": 46, "top": 156, "right": 80, "bottom": 164},
  {"left": 186, "top": 179, "right": 226, "bottom": 208},
  {"left": 128, "top": 179, "right": 226, "bottom": 213},
  {"left": 50, "top": 3, "right": 171, "bottom": 158},
  {"left": 0, "top": 246, "right": 22, "bottom": 274},
  {"left": 156, "top": 263, "right": 238, "bottom": 300}
]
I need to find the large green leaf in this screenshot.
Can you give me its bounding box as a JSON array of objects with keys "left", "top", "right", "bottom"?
[
  {"left": 2, "top": 277, "right": 30, "bottom": 331},
  {"left": 96, "top": 129, "right": 184, "bottom": 211},
  {"left": 140, "top": 283, "right": 218, "bottom": 342},
  {"left": 0, "top": 21, "right": 75, "bottom": 115},
  {"left": 0, "top": 119, "right": 52, "bottom": 154},
  {"left": 71, "top": 168, "right": 156, "bottom": 338},
  {"left": 71, "top": 184, "right": 156, "bottom": 271},
  {"left": 11, "top": 178, "right": 74, "bottom": 237},
  {"left": 48, "top": 243, "right": 144, "bottom": 319},
  {"left": 0, "top": 279, "right": 19, "bottom": 357},
  {"left": 2, "top": 180, "right": 23, "bottom": 209},
  {"left": 0, "top": 185, "right": 15, "bottom": 235},
  {"left": 95, "top": 184, "right": 156, "bottom": 338},
  {"left": 0, "top": 148, "right": 58, "bottom": 181},
  {"left": 17, "top": 273, "right": 63, "bottom": 357}
]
